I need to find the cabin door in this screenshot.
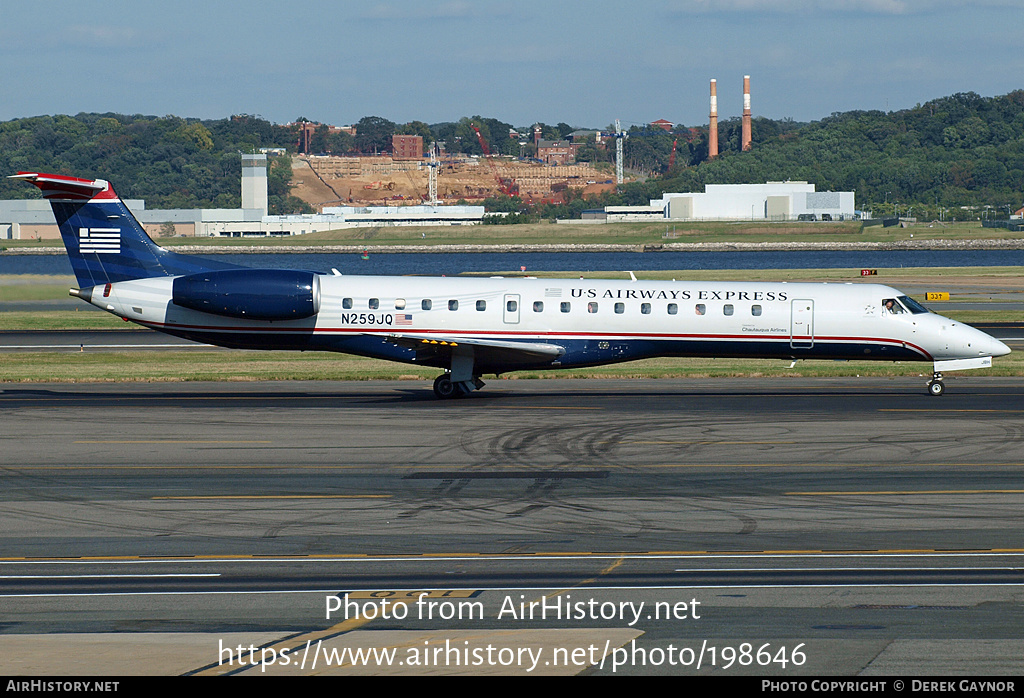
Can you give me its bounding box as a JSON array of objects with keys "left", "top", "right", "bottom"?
[{"left": 790, "top": 299, "right": 814, "bottom": 349}]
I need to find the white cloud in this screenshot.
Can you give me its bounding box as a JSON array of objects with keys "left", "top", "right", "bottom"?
[
  {"left": 359, "top": 2, "right": 485, "bottom": 20},
  {"left": 64, "top": 25, "right": 141, "bottom": 47},
  {"left": 670, "top": 0, "right": 1023, "bottom": 14}
]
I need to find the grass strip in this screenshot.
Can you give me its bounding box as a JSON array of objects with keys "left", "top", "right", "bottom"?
[{"left": 1, "top": 351, "right": 1021, "bottom": 383}]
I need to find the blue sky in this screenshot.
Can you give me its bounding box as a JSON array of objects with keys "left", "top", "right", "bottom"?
[{"left": 2, "top": 1, "right": 1022, "bottom": 129}]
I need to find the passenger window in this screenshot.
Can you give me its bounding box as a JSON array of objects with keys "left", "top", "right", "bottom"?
[
  {"left": 477, "top": 300, "right": 487, "bottom": 311},
  {"left": 751, "top": 305, "right": 762, "bottom": 316},
  {"left": 695, "top": 304, "right": 706, "bottom": 316},
  {"left": 588, "top": 302, "right": 598, "bottom": 313},
  {"left": 667, "top": 303, "right": 678, "bottom": 315},
  {"left": 421, "top": 299, "right": 432, "bottom": 310},
  {"left": 369, "top": 298, "right": 379, "bottom": 310},
  {"left": 641, "top": 303, "right": 651, "bottom": 315},
  {"left": 561, "top": 302, "right": 571, "bottom": 313},
  {"left": 395, "top": 298, "right": 406, "bottom": 310},
  {"left": 614, "top": 303, "right": 624, "bottom": 314},
  {"left": 448, "top": 300, "right": 458, "bottom": 311},
  {"left": 343, "top": 297, "right": 353, "bottom": 309},
  {"left": 533, "top": 301, "right": 544, "bottom": 312},
  {"left": 724, "top": 304, "right": 734, "bottom": 316},
  {"left": 506, "top": 300, "right": 517, "bottom": 312}
]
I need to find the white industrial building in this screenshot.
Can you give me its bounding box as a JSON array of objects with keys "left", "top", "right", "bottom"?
[{"left": 653, "top": 182, "right": 855, "bottom": 221}]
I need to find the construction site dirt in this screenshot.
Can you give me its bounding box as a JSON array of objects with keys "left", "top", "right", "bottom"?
[{"left": 291, "top": 154, "right": 621, "bottom": 210}]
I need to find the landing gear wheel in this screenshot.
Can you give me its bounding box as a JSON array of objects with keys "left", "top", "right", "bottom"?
[
  {"left": 927, "top": 379, "right": 945, "bottom": 396},
  {"left": 433, "top": 374, "right": 458, "bottom": 399}
]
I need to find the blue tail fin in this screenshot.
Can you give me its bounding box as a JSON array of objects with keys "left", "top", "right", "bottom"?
[{"left": 12, "top": 172, "right": 239, "bottom": 288}]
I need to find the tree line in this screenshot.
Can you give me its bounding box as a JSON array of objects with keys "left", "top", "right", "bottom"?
[{"left": 2, "top": 90, "right": 1024, "bottom": 217}]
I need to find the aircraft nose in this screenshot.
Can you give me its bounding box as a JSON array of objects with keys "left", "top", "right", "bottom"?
[
  {"left": 990, "top": 336, "right": 1012, "bottom": 357},
  {"left": 970, "top": 326, "right": 1011, "bottom": 357}
]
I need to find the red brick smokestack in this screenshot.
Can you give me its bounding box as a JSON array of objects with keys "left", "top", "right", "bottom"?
[
  {"left": 742, "top": 75, "right": 752, "bottom": 151},
  {"left": 708, "top": 79, "right": 718, "bottom": 160}
]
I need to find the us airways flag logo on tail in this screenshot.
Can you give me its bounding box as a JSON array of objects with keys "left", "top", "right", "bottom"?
[{"left": 79, "top": 228, "right": 121, "bottom": 254}]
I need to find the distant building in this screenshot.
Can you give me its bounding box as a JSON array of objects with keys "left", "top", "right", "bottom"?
[
  {"left": 537, "top": 140, "right": 577, "bottom": 165},
  {"left": 392, "top": 135, "right": 424, "bottom": 160},
  {"left": 320, "top": 204, "right": 484, "bottom": 228},
  {"left": 651, "top": 182, "right": 855, "bottom": 221},
  {"left": 604, "top": 205, "right": 665, "bottom": 222},
  {"left": 241, "top": 153, "right": 268, "bottom": 215},
  {"left": 295, "top": 121, "right": 317, "bottom": 153},
  {"left": 650, "top": 119, "right": 674, "bottom": 132},
  {"left": 292, "top": 121, "right": 355, "bottom": 154}
]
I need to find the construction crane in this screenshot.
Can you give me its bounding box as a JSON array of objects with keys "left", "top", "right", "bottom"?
[
  {"left": 427, "top": 142, "right": 439, "bottom": 205},
  {"left": 668, "top": 138, "right": 678, "bottom": 170},
  {"left": 470, "top": 122, "right": 519, "bottom": 197},
  {"left": 614, "top": 119, "right": 626, "bottom": 185}
]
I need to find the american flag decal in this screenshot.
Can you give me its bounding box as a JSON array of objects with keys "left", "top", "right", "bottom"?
[
  {"left": 79, "top": 227, "right": 121, "bottom": 254},
  {"left": 395, "top": 313, "right": 413, "bottom": 325}
]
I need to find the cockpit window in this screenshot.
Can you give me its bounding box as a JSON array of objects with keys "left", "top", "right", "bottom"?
[
  {"left": 882, "top": 298, "right": 904, "bottom": 314},
  {"left": 898, "top": 296, "right": 930, "bottom": 314}
]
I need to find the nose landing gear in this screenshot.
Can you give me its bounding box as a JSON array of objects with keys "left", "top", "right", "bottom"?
[{"left": 927, "top": 371, "right": 945, "bottom": 396}]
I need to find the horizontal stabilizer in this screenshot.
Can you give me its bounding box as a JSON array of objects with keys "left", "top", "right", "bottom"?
[{"left": 10, "top": 172, "right": 114, "bottom": 201}]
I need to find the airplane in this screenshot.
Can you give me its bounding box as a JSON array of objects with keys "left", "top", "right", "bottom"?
[{"left": 12, "top": 171, "right": 1011, "bottom": 398}]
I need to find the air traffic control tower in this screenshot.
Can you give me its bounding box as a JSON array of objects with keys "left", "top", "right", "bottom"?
[{"left": 241, "top": 153, "right": 268, "bottom": 215}]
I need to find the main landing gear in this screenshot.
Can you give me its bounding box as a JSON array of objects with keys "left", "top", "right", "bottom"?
[
  {"left": 433, "top": 373, "right": 485, "bottom": 399},
  {"left": 927, "top": 371, "right": 945, "bottom": 396},
  {"left": 432, "top": 345, "right": 485, "bottom": 399}
]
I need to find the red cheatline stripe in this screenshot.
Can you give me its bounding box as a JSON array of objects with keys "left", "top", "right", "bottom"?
[{"left": 136, "top": 321, "right": 933, "bottom": 359}]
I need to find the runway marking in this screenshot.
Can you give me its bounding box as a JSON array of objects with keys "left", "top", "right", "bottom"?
[
  {"left": 152, "top": 495, "right": 391, "bottom": 500},
  {"left": 192, "top": 590, "right": 488, "bottom": 675},
  {"left": 189, "top": 616, "right": 380, "bottom": 676},
  {"left": 488, "top": 406, "right": 602, "bottom": 410},
  {"left": 1, "top": 344, "right": 208, "bottom": 349},
  {"left": 6, "top": 550, "right": 1024, "bottom": 564},
  {"left": 490, "top": 556, "right": 630, "bottom": 645},
  {"left": 3, "top": 395, "right": 345, "bottom": 403},
  {"left": 75, "top": 440, "right": 273, "bottom": 444},
  {"left": 645, "top": 462, "right": 1024, "bottom": 469},
  {"left": 14, "top": 458, "right": 1024, "bottom": 470},
  {"left": 0, "top": 573, "right": 219, "bottom": 579},
  {"left": 9, "top": 582, "right": 1024, "bottom": 600},
  {"left": 673, "top": 566, "right": 1024, "bottom": 573},
  {"left": 787, "top": 489, "right": 1024, "bottom": 496},
  {"left": 5, "top": 464, "right": 370, "bottom": 470},
  {"left": 880, "top": 409, "right": 1024, "bottom": 413},
  {"left": 7, "top": 462, "right": 1024, "bottom": 474},
  {"left": 346, "top": 590, "right": 479, "bottom": 599},
  {"left": 617, "top": 440, "right": 796, "bottom": 445}
]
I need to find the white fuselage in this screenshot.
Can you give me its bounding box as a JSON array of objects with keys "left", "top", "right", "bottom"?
[{"left": 87, "top": 274, "right": 1009, "bottom": 372}]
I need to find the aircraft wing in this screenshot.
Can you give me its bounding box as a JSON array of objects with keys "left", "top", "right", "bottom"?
[{"left": 383, "top": 333, "right": 565, "bottom": 366}]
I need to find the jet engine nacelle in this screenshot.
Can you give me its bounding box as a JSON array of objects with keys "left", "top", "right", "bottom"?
[{"left": 171, "top": 269, "right": 321, "bottom": 320}]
